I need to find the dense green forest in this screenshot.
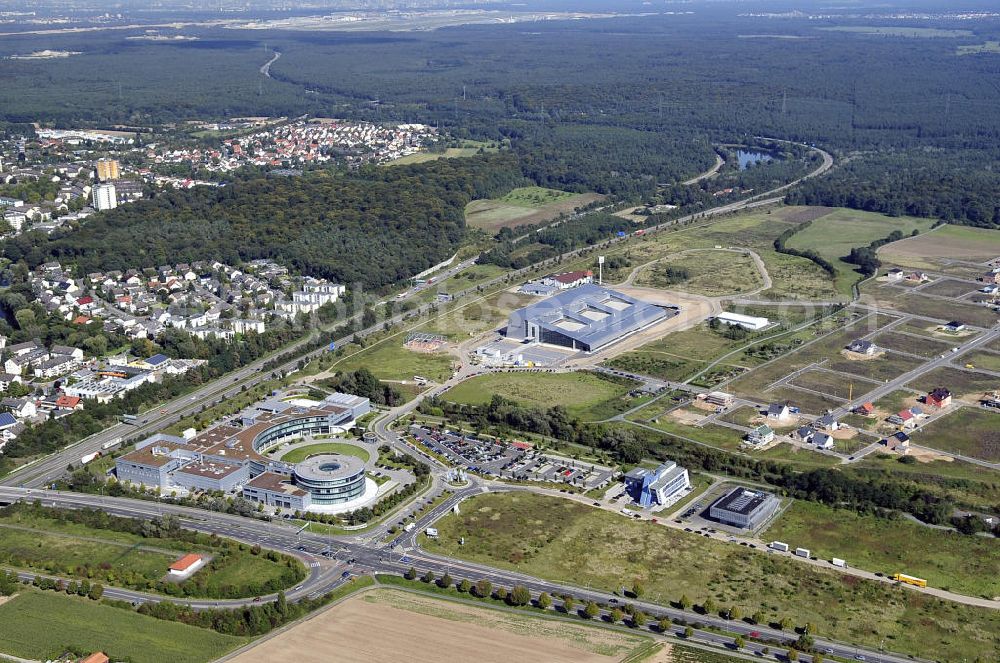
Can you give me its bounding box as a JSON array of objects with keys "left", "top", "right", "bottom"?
[
  {"left": 785, "top": 148, "right": 1000, "bottom": 227},
  {"left": 4, "top": 154, "right": 524, "bottom": 289}
]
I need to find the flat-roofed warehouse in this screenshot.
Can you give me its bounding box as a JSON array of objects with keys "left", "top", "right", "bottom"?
[
  {"left": 504, "top": 284, "right": 674, "bottom": 352},
  {"left": 709, "top": 486, "right": 781, "bottom": 530}
]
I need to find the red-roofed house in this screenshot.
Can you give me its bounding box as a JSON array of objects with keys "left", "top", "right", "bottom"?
[
  {"left": 547, "top": 270, "right": 593, "bottom": 290},
  {"left": 168, "top": 553, "right": 205, "bottom": 578},
  {"left": 79, "top": 653, "right": 110, "bottom": 663},
  {"left": 926, "top": 388, "right": 952, "bottom": 409},
  {"left": 56, "top": 394, "right": 83, "bottom": 410},
  {"left": 854, "top": 402, "right": 875, "bottom": 416}
]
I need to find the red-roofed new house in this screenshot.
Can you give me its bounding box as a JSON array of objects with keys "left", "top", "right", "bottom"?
[
  {"left": 547, "top": 270, "right": 593, "bottom": 290},
  {"left": 926, "top": 388, "right": 952, "bottom": 409},
  {"left": 168, "top": 553, "right": 205, "bottom": 579}
]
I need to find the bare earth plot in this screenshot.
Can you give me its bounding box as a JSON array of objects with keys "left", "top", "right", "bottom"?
[{"left": 228, "top": 588, "right": 651, "bottom": 663}]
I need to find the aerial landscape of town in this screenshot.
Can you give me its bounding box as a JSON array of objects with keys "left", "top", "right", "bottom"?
[{"left": 0, "top": 0, "right": 997, "bottom": 662}]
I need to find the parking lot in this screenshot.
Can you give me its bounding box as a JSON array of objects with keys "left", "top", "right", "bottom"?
[{"left": 409, "top": 425, "right": 614, "bottom": 489}]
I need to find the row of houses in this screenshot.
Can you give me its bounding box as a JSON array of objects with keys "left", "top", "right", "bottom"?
[{"left": 31, "top": 259, "right": 344, "bottom": 341}]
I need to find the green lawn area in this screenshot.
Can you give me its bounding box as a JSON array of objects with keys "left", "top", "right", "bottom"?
[
  {"left": 0, "top": 591, "right": 245, "bottom": 663},
  {"left": 0, "top": 506, "right": 303, "bottom": 599},
  {"left": 388, "top": 140, "right": 497, "bottom": 166},
  {"left": 911, "top": 407, "right": 1000, "bottom": 462},
  {"left": 764, "top": 501, "right": 999, "bottom": 598},
  {"left": 442, "top": 371, "right": 640, "bottom": 420},
  {"left": 872, "top": 330, "right": 953, "bottom": 358},
  {"left": 330, "top": 338, "right": 454, "bottom": 382},
  {"left": 784, "top": 208, "right": 935, "bottom": 296},
  {"left": 278, "top": 441, "right": 371, "bottom": 464},
  {"left": 626, "top": 417, "right": 746, "bottom": 452},
  {"left": 757, "top": 442, "right": 842, "bottom": 470},
  {"left": 421, "top": 492, "right": 999, "bottom": 661}
]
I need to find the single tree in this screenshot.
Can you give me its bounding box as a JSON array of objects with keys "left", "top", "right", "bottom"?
[
  {"left": 458, "top": 579, "right": 472, "bottom": 593},
  {"left": 729, "top": 606, "right": 742, "bottom": 621},
  {"left": 537, "top": 592, "right": 552, "bottom": 610},
  {"left": 583, "top": 601, "right": 600, "bottom": 619},
  {"left": 657, "top": 617, "right": 671, "bottom": 633},
  {"left": 494, "top": 587, "right": 508, "bottom": 602},
  {"left": 421, "top": 570, "right": 436, "bottom": 585},
  {"left": 475, "top": 579, "right": 492, "bottom": 598},
  {"left": 404, "top": 567, "right": 417, "bottom": 580},
  {"left": 787, "top": 648, "right": 799, "bottom": 662},
  {"left": 684, "top": 626, "right": 694, "bottom": 639},
  {"left": 631, "top": 580, "right": 644, "bottom": 598},
  {"left": 610, "top": 608, "right": 624, "bottom": 624},
  {"left": 703, "top": 597, "right": 716, "bottom": 615},
  {"left": 438, "top": 572, "right": 453, "bottom": 589},
  {"left": 751, "top": 611, "right": 766, "bottom": 625},
  {"left": 734, "top": 635, "right": 746, "bottom": 650},
  {"left": 510, "top": 585, "right": 531, "bottom": 606},
  {"left": 562, "top": 596, "right": 576, "bottom": 614},
  {"left": 779, "top": 616, "right": 794, "bottom": 631},
  {"left": 679, "top": 594, "right": 692, "bottom": 610},
  {"left": 632, "top": 610, "right": 647, "bottom": 628}
]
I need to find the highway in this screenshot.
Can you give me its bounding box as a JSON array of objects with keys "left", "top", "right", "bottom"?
[{"left": 0, "top": 484, "right": 934, "bottom": 663}]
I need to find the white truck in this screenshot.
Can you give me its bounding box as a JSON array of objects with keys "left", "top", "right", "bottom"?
[
  {"left": 769, "top": 541, "right": 789, "bottom": 552},
  {"left": 80, "top": 451, "right": 101, "bottom": 465},
  {"left": 794, "top": 547, "right": 811, "bottom": 559},
  {"left": 404, "top": 523, "right": 416, "bottom": 532},
  {"left": 831, "top": 558, "right": 847, "bottom": 568},
  {"left": 101, "top": 438, "right": 121, "bottom": 450},
  {"left": 425, "top": 527, "right": 439, "bottom": 537}
]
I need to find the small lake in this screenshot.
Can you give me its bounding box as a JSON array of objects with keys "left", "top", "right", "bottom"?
[{"left": 737, "top": 149, "right": 773, "bottom": 170}]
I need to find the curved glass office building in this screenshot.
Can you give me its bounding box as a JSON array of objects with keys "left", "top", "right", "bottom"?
[{"left": 292, "top": 454, "right": 367, "bottom": 505}]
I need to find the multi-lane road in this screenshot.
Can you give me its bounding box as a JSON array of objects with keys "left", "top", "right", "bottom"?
[{"left": 0, "top": 485, "right": 926, "bottom": 663}]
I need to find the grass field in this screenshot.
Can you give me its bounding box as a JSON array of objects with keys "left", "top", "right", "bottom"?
[
  {"left": 906, "top": 366, "right": 998, "bottom": 398},
  {"left": 278, "top": 442, "right": 371, "bottom": 464},
  {"left": 421, "top": 492, "right": 999, "bottom": 660},
  {"left": 443, "top": 371, "right": 640, "bottom": 420},
  {"left": 389, "top": 140, "right": 498, "bottom": 166},
  {"left": 636, "top": 250, "right": 764, "bottom": 296},
  {"left": 0, "top": 591, "right": 245, "bottom": 663},
  {"left": 911, "top": 407, "right": 1000, "bottom": 462},
  {"left": 879, "top": 225, "right": 1000, "bottom": 268},
  {"left": 229, "top": 587, "right": 652, "bottom": 663},
  {"left": 764, "top": 501, "right": 999, "bottom": 597},
  {"left": 0, "top": 507, "right": 301, "bottom": 598},
  {"left": 330, "top": 339, "right": 454, "bottom": 383},
  {"left": 418, "top": 290, "right": 536, "bottom": 340},
  {"left": 959, "top": 350, "right": 1000, "bottom": 373},
  {"left": 628, "top": 417, "right": 746, "bottom": 452},
  {"left": 920, "top": 279, "right": 980, "bottom": 298},
  {"left": 783, "top": 208, "right": 935, "bottom": 296},
  {"left": 872, "top": 330, "right": 953, "bottom": 358},
  {"left": 787, "top": 368, "right": 879, "bottom": 401},
  {"left": 465, "top": 186, "right": 603, "bottom": 232}
]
